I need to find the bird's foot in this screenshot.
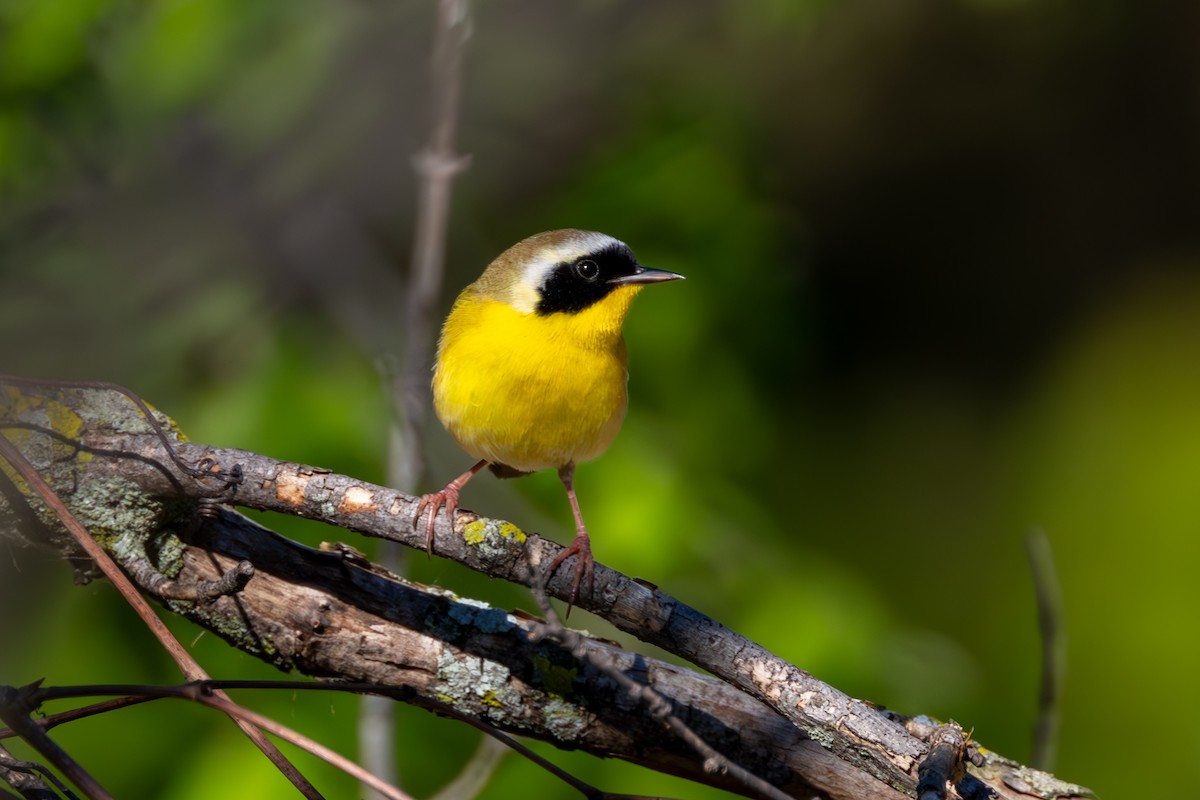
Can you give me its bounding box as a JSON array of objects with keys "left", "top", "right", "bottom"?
[
  {"left": 412, "top": 460, "right": 488, "bottom": 556},
  {"left": 411, "top": 486, "right": 461, "bottom": 556},
  {"left": 547, "top": 533, "right": 594, "bottom": 614}
]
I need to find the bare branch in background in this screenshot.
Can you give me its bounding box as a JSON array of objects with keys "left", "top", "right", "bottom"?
[
  {"left": 369, "top": 1, "right": 473, "bottom": 793},
  {"left": 426, "top": 736, "right": 507, "bottom": 800},
  {"left": 390, "top": 0, "right": 472, "bottom": 496},
  {"left": 1026, "top": 529, "right": 1065, "bottom": 772}
]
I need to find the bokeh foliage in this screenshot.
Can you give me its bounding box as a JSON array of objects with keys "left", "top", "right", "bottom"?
[{"left": 4, "top": 0, "right": 1200, "bottom": 797}]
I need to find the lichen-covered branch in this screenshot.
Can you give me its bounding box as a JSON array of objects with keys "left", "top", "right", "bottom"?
[{"left": 0, "top": 382, "right": 1095, "bottom": 800}]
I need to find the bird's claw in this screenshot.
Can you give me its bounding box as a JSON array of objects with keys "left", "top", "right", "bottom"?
[
  {"left": 412, "top": 489, "right": 460, "bottom": 556},
  {"left": 547, "top": 535, "right": 595, "bottom": 615}
]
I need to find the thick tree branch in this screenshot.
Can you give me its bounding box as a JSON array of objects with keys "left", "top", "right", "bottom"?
[
  {"left": 0, "top": 383, "right": 1095, "bottom": 800},
  {"left": 0, "top": 408, "right": 321, "bottom": 800}
]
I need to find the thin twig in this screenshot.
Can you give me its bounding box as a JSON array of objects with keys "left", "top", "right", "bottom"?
[
  {"left": 0, "top": 434, "right": 322, "bottom": 800},
  {"left": 3, "top": 385, "right": 1099, "bottom": 799},
  {"left": 28, "top": 427, "right": 921, "bottom": 788},
  {"left": 0, "top": 738, "right": 79, "bottom": 800},
  {"left": 0, "top": 695, "right": 156, "bottom": 739},
  {"left": 0, "top": 375, "right": 240, "bottom": 495},
  {"left": 18, "top": 681, "right": 624, "bottom": 800},
  {"left": 425, "top": 736, "right": 507, "bottom": 800},
  {"left": 1026, "top": 528, "right": 1065, "bottom": 771},
  {"left": 529, "top": 577, "right": 796, "bottom": 800},
  {"left": 409, "top": 695, "right": 602, "bottom": 800},
  {"left": 4, "top": 683, "right": 411, "bottom": 800},
  {"left": 368, "top": 1, "right": 472, "bottom": 793},
  {"left": 185, "top": 687, "right": 412, "bottom": 800},
  {"left": 0, "top": 685, "right": 110, "bottom": 800},
  {"left": 393, "top": 0, "right": 471, "bottom": 486}
]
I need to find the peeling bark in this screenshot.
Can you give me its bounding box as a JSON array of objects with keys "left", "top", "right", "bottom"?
[{"left": 0, "top": 382, "right": 1095, "bottom": 800}]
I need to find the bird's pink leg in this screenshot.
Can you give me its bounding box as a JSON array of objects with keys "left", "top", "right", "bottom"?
[
  {"left": 547, "top": 463, "right": 595, "bottom": 611},
  {"left": 412, "top": 459, "right": 487, "bottom": 555}
]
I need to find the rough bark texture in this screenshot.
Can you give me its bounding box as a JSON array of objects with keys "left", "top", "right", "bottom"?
[{"left": 0, "top": 383, "right": 1095, "bottom": 800}]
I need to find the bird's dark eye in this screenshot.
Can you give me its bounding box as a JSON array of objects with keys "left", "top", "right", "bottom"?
[{"left": 574, "top": 259, "right": 600, "bottom": 282}]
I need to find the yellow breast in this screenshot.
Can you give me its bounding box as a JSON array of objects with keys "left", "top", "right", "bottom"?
[{"left": 432, "top": 287, "right": 639, "bottom": 472}]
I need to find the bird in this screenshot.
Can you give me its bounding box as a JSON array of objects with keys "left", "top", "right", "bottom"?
[{"left": 412, "top": 229, "right": 683, "bottom": 605}]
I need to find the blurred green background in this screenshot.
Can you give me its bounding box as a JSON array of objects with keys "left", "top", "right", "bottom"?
[{"left": 3, "top": 0, "right": 1198, "bottom": 797}]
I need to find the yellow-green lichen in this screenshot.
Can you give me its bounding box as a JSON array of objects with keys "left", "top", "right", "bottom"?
[
  {"left": 1, "top": 390, "right": 89, "bottom": 480},
  {"left": 0, "top": 461, "right": 30, "bottom": 497},
  {"left": 462, "top": 519, "right": 487, "bottom": 546},
  {"left": 1, "top": 385, "right": 41, "bottom": 417},
  {"left": 460, "top": 518, "right": 528, "bottom": 568},
  {"left": 1, "top": 390, "right": 82, "bottom": 455},
  {"left": 463, "top": 518, "right": 527, "bottom": 546},
  {"left": 497, "top": 521, "right": 525, "bottom": 542},
  {"left": 43, "top": 397, "right": 85, "bottom": 441},
  {"left": 144, "top": 402, "right": 188, "bottom": 442}
]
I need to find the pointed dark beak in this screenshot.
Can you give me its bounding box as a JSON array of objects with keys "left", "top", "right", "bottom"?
[{"left": 608, "top": 266, "right": 685, "bottom": 286}]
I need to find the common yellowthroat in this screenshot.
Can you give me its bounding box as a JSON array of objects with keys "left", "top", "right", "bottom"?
[{"left": 414, "top": 229, "right": 683, "bottom": 603}]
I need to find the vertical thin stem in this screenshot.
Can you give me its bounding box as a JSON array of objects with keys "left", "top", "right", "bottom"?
[
  {"left": 1026, "top": 528, "right": 1065, "bottom": 771},
  {"left": 363, "top": 1, "right": 471, "bottom": 796},
  {"left": 392, "top": 0, "right": 472, "bottom": 496}
]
